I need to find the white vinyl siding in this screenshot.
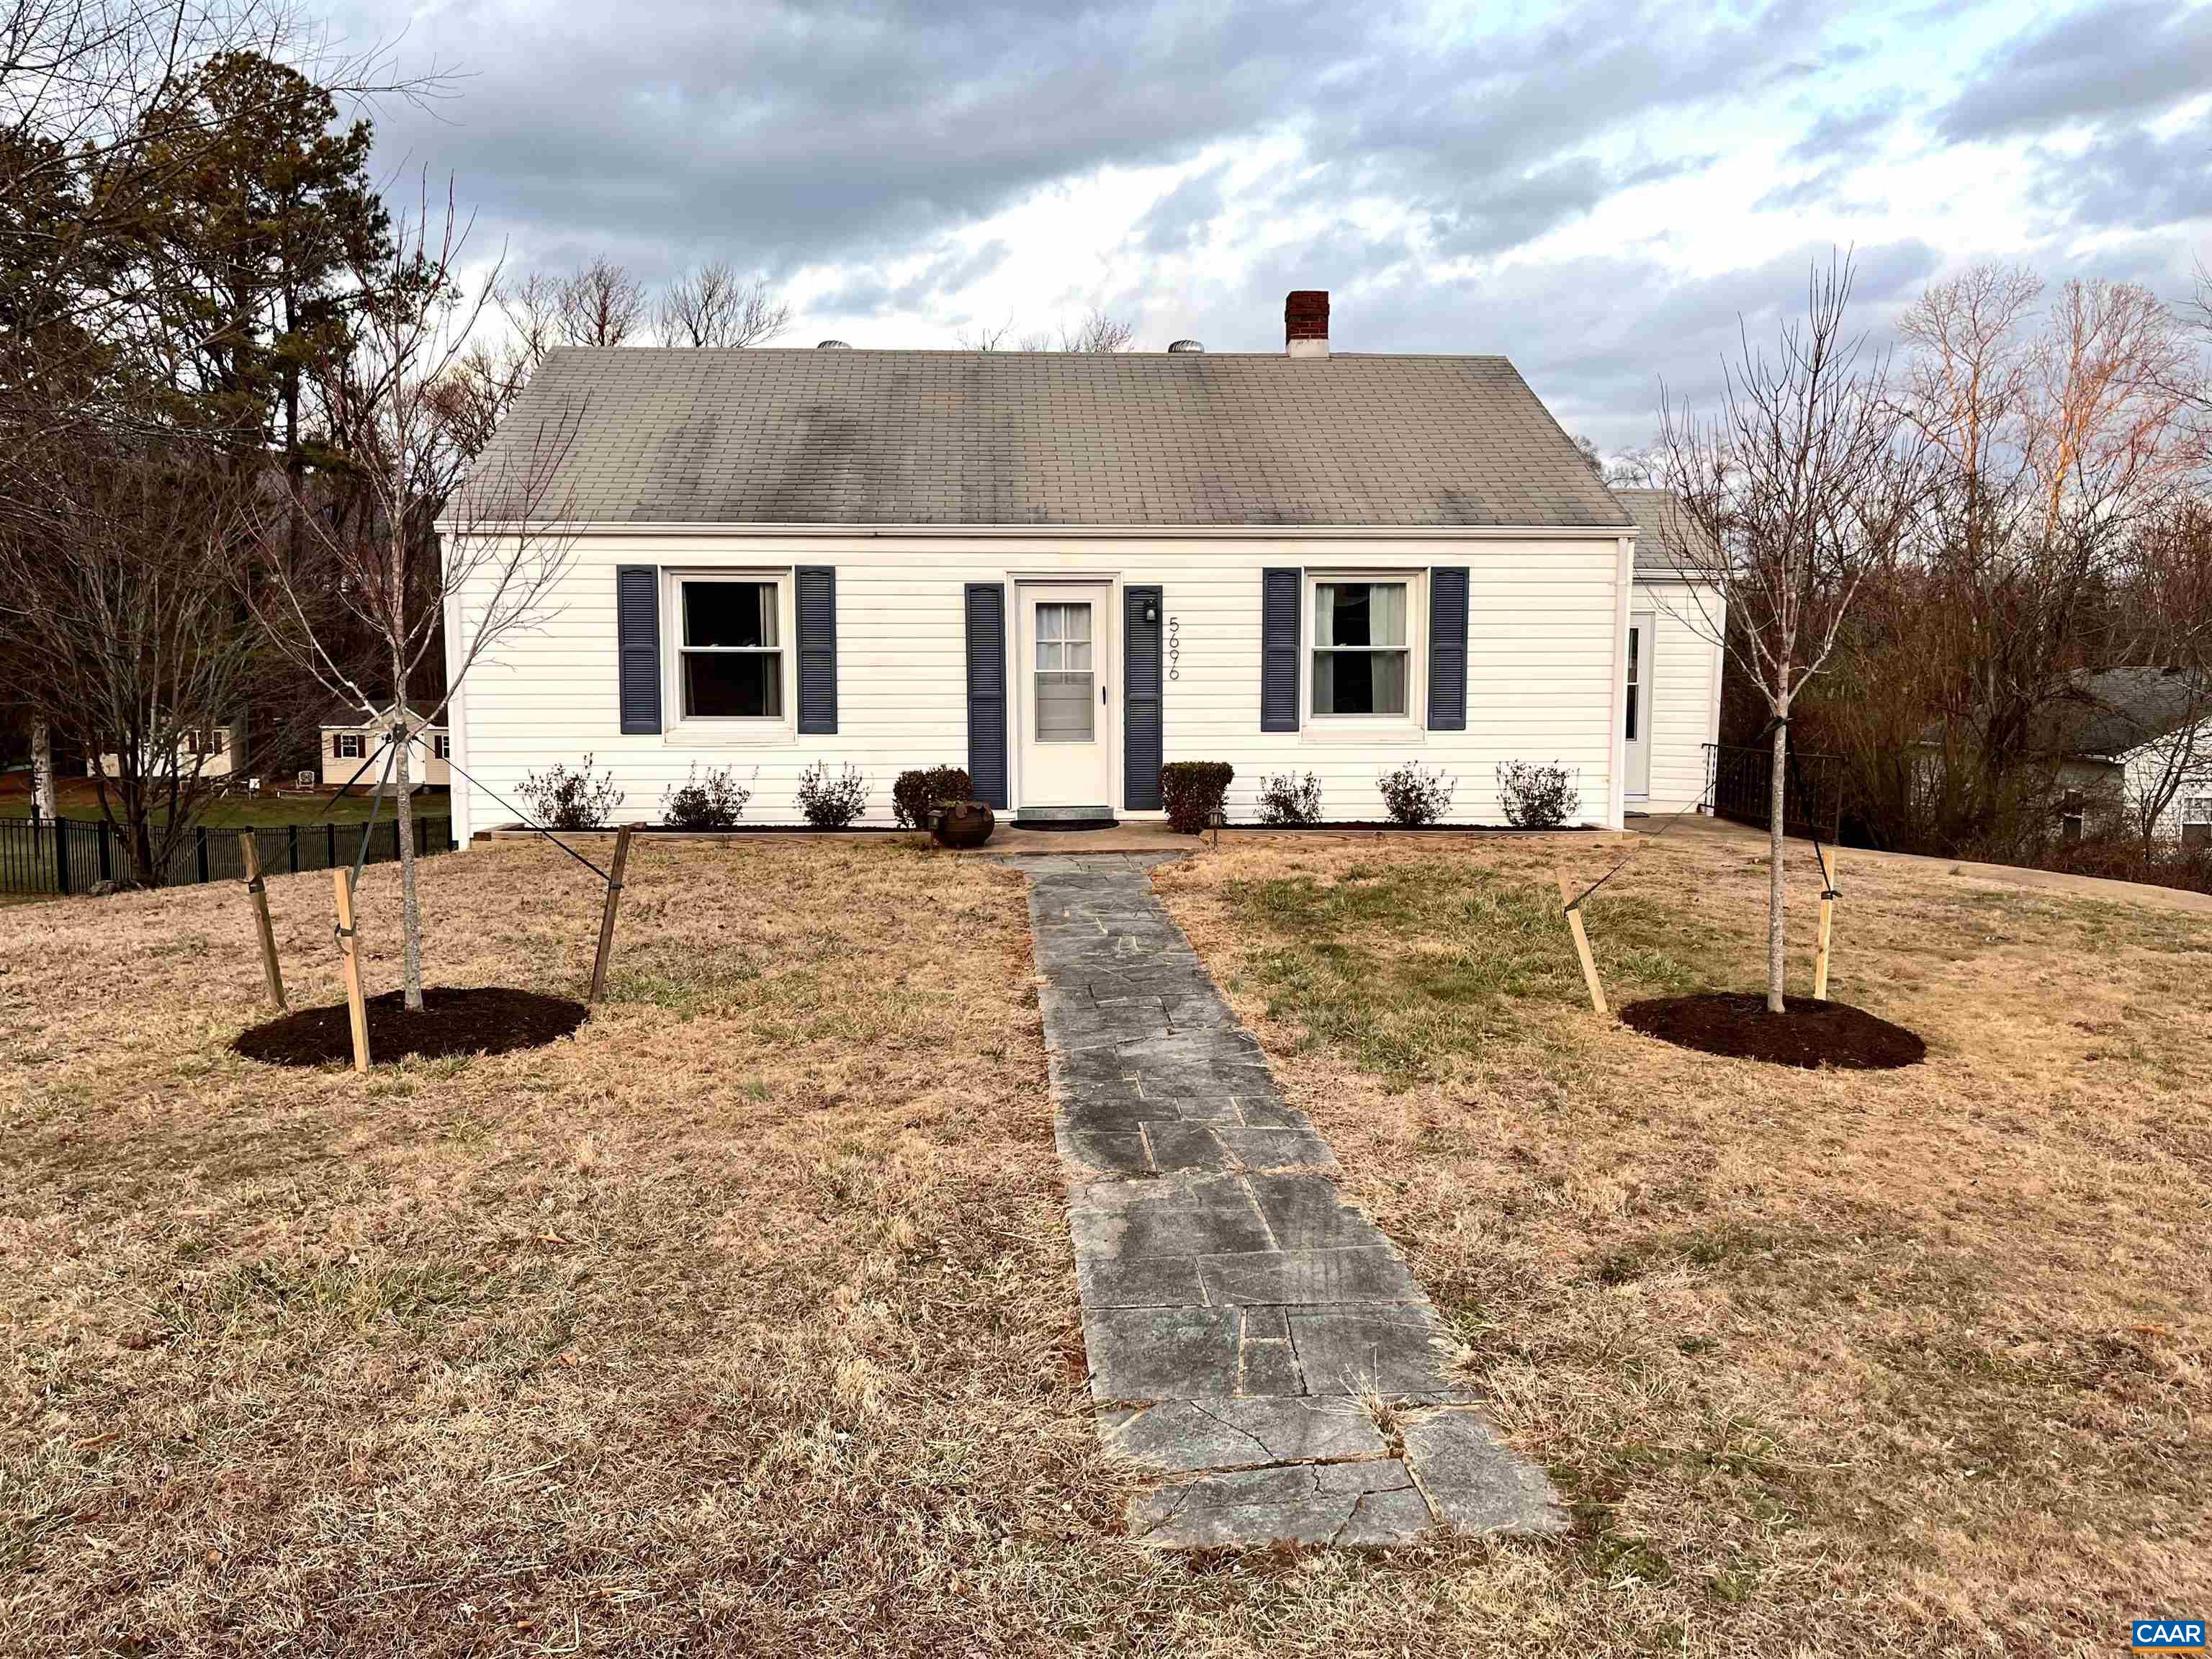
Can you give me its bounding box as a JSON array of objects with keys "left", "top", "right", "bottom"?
[
  {"left": 1629, "top": 577, "right": 1726, "bottom": 816},
  {"left": 444, "top": 531, "right": 1647, "bottom": 837}
]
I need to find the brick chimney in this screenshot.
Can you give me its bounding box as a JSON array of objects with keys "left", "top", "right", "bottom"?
[{"left": 1285, "top": 289, "right": 1329, "bottom": 358}]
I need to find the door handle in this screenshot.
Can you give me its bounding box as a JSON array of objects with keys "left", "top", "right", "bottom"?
[{"left": 1101, "top": 685, "right": 1107, "bottom": 704}]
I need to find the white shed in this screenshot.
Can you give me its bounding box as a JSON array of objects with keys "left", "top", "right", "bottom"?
[{"left": 320, "top": 706, "right": 451, "bottom": 791}]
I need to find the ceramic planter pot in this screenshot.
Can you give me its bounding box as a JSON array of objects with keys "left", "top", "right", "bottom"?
[{"left": 930, "top": 799, "right": 995, "bottom": 848}]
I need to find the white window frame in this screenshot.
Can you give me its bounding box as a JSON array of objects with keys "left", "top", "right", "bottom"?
[
  {"left": 432, "top": 732, "right": 451, "bottom": 760},
  {"left": 336, "top": 732, "right": 363, "bottom": 760},
  {"left": 663, "top": 568, "right": 796, "bottom": 743},
  {"left": 1299, "top": 569, "right": 1426, "bottom": 739}
]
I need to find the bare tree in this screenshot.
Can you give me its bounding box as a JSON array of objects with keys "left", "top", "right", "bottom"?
[
  {"left": 1602, "top": 444, "right": 1663, "bottom": 489},
  {"left": 655, "top": 259, "right": 788, "bottom": 349},
  {"left": 254, "top": 184, "right": 580, "bottom": 1010},
  {"left": 956, "top": 313, "right": 1017, "bottom": 351},
  {"left": 554, "top": 255, "right": 646, "bottom": 348},
  {"left": 955, "top": 307, "right": 1133, "bottom": 353},
  {"left": 1883, "top": 266, "right": 2205, "bottom": 855},
  {"left": 1058, "top": 307, "right": 1135, "bottom": 353},
  {"left": 1653, "top": 253, "right": 1918, "bottom": 1010},
  {"left": 2121, "top": 502, "right": 2212, "bottom": 850},
  {"left": 0, "top": 431, "right": 271, "bottom": 880}
]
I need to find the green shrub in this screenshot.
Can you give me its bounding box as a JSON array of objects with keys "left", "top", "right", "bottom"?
[
  {"left": 1256, "top": 770, "right": 1323, "bottom": 826},
  {"left": 1495, "top": 760, "right": 1581, "bottom": 829},
  {"left": 660, "top": 764, "right": 753, "bottom": 830},
  {"left": 1376, "top": 760, "right": 1455, "bottom": 827},
  {"left": 518, "top": 754, "right": 624, "bottom": 830},
  {"left": 891, "top": 765, "right": 973, "bottom": 830},
  {"left": 1160, "top": 760, "right": 1235, "bottom": 835},
  {"left": 795, "top": 761, "right": 868, "bottom": 829}
]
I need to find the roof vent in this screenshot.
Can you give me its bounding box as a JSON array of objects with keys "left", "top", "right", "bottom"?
[
  {"left": 816, "top": 338, "right": 851, "bottom": 349},
  {"left": 1166, "top": 338, "right": 1205, "bottom": 354}
]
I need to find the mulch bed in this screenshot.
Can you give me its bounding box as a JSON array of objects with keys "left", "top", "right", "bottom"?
[
  {"left": 233, "top": 986, "right": 587, "bottom": 1067},
  {"left": 1620, "top": 992, "right": 1926, "bottom": 1070}
]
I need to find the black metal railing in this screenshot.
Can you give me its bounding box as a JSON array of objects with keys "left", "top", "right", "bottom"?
[
  {"left": 1703, "top": 742, "right": 1842, "bottom": 842},
  {"left": 0, "top": 814, "right": 454, "bottom": 896}
]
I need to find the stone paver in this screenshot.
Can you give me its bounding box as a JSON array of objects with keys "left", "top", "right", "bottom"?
[{"left": 1020, "top": 853, "right": 1565, "bottom": 1548}]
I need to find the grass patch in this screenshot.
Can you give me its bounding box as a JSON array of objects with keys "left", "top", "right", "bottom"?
[
  {"left": 1160, "top": 825, "right": 2212, "bottom": 1652},
  {"left": 1222, "top": 863, "right": 1720, "bottom": 1085}
]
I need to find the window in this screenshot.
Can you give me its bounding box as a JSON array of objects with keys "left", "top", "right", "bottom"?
[
  {"left": 1034, "top": 601, "right": 1095, "bottom": 742},
  {"left": 679, "top": 578, "right": 784, "bottom": 720},
  {"left": 1311, "top": 580, "right": 1410, "bottom": 717},
  {"left": 432, "top": 733, "right": 451, "bottom": 760},
  {"left": 1624, "top": 626, "right": 1641, "bottom": 741},
  {"left": 2185, "top": 795, "right": 2212, "bottom": 851},
  {"left": 336, "top": 732, "right": 363, "bottom": 760}
]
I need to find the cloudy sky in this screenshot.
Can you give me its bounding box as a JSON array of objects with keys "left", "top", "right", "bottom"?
[{"left": 336, "top": 0, "right": 2211, "bottom": 449}]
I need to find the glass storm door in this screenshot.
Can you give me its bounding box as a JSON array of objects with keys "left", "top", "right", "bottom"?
[
  {"left": 1625, "top": 611, "right": 1653, "bottom": 800},
  {"left": 1017, "top": 583, "right": 1112, "bottom": 811}
]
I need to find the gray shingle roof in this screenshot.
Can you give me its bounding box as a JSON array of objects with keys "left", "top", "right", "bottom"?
[
  {"left": 1614, "top": 488, "right": 1717, "bottom": 576},
  {"left": 464, "top": 348, "right": 1635, "bottom": 529}
]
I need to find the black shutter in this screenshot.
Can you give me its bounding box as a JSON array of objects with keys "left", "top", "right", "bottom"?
[
  {"left": 965, "top": 583, "right": 1008, "bottom": 809},
  {"left": 616, "top": 566, "right": 661, "bottom": 734},
  {"left": 1261, "top": 568, "right": 1300, "bottom": 732},
  {"left": 796, "top": 565, "right": 837, "bottom": 734},
  {"left": 1125, "top": 585, "right": 1163, "bottom": 811},
  {"left": 1427, "top": 566, "right": 1469, "bottom": 732}
]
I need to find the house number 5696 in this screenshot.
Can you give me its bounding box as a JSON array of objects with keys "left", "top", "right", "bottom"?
[{"left": 1167, "top": 616, "right": 1181, "bottom": 681}]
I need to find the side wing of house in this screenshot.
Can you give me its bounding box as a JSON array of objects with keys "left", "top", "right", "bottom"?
[
  {"left": 442, "top": 529, "right": 1637, "bottom": 838},
  {"left": 1625, "top": 575, "right": 1725, "bottom": 817}
]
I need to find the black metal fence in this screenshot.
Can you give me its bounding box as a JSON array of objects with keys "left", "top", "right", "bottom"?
[
  {"left": 0, "top": 814, "right": 454, "bottom": 896},
  {"left": 1704, "top": 742, "right": 1843, "bottom": 842}
]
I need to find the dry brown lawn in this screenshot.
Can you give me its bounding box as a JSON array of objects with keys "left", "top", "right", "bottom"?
[
  {"left": 1, "top": 827, "right": 2203, "bottom": 1655},
  {"left": 1159, "top": 822, "right": 2212, "bottom": 1655}
]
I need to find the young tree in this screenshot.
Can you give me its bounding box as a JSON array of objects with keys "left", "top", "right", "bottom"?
[
  {"left": 1652, "top": 253, "right": 1917, "bottom": 1010},
  {"left": 255, "top": 184, "right": 581, "bottom": 1009}
]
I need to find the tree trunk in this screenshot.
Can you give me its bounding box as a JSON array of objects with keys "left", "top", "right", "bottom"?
[
  {"left": 30, "top": 721, "right": 55, "bottom": 819},
  {"left": 392, "top": 716, "right": 426, "bottom": 1011},
  {"left": 1768, "top": 713, "right": 1789, "bottom": 1012}
]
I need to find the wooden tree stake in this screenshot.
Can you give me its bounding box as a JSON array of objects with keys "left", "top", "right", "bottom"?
[
  {"left": 1554, "top": 868, "right": 1609, "bottom": 1017},
  {"left": 332, "top": 867, "right": 371, "bottom": 1073},
  {"left": 239, "top": 833, "right": 285, "bottom": 1010},
  {"left": 1812, "top": 843, "right": 1839, "bottom": 1002},
  {"left": 588, "top": 827, "right": 634, "bottom": 1007}
]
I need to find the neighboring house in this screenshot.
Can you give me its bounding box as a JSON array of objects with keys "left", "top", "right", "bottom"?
[
  {"left": 90, "top": 715, "right": 248, "bottom": 783},
  {"left": 1918, "top": 667, "right": 2212, "bottom": 845},
  {"left": 437, "top": 291, "right": 1727, "bottom": 837},
  {"left": 1612, "top": 489, "right": 1727, "bottom": 817},
  {"left": 321, "top": 706, "right": 451, "bottom": 791}
]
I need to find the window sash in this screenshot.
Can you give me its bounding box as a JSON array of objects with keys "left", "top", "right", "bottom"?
[
  {"left": 336, "top": 734, "right": 362, "bottom": 759},
  {"left": 677, "top": 577, "right": 788, "bottom": 720},
  {"left": 1308, "top": 579, "right": 1413, "bottom": 718}
]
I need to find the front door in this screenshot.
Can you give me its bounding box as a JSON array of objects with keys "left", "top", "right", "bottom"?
[
  {"left": 1016, "top": 583, "right": 1112, "bottom": 814},
  {"left": 1625, "top": 610, "right": 1653, "bottom": 801}
]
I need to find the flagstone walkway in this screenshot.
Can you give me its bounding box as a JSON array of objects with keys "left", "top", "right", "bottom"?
[{"left": 1018, "top": 853, "right": 1565, "bottom": 1548}]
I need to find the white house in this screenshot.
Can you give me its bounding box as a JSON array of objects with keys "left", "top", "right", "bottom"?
[
  {"left": 320, "top": 706, "right": 451, "bottom": 791},
  {"left": 91, "top": 714, "right": 248, "bottom": 783},
  {"left": 439, "top": 292, "right": 1725, "bottom": 840}
]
